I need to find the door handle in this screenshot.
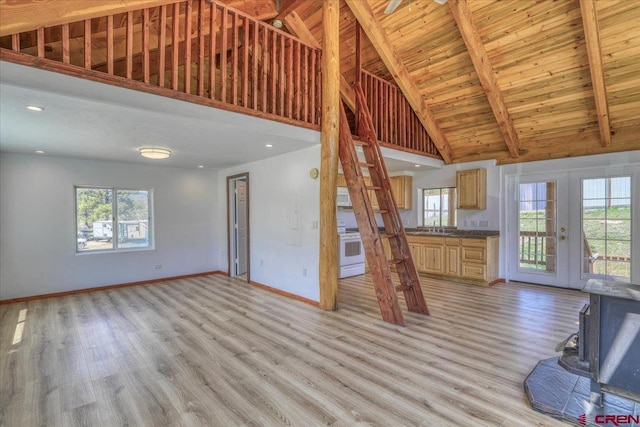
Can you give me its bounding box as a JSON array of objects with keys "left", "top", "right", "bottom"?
[
  {"left": 560, "top": 227, "right": 566, "bottom": 232},
  {"left": 560, "top": 235, "right": 567, "bottom": 241}
]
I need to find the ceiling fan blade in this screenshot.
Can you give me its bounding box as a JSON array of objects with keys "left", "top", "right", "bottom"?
[{"left": 384, "top": 0, "right": 403, "bottom": 14}]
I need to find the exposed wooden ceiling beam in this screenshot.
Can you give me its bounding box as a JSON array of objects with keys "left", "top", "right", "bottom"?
[
  {"left": 580, "top": 0, "right": 612, "bottom": 147},
  {"left": 276, "top": 0, "right": 305, "bottom": 19},
  {"left": 345, "top": 0, "right": 452, "bottom": 163},
  {"left": 283, "top": 11, "right": 355, "bottom": 112},
  {"left": 448, "top": 0, "right": 520, "bottom": 158},
  {"left": 0, "top": 0, "right": 277, "bottom": 37}
]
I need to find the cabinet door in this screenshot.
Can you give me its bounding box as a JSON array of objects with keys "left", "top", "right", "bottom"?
[
  {"left": 456, "top": 168, "right": 486, "bottom": 209},
  {"left": 337, "top": 173, "right": 347, "bottom": 188},
  {"left": 409, "top": 243, "right": 425, "bottom": 272},
  {"left": 461, "top": 263, "right": 487, "bottom": 280},
  {"left": 445, "top": 245, "right": 460, "bottom": 276},
  {"left": 390, "top": 176, "right": 412, "bottom": 210},
  {"left": 423, "top": 243, "right": 444, "bottom": 274}
]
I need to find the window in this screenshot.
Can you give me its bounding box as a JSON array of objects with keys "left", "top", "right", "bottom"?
[
  {"left": 422, "top": 187, "right": 457, "bottom": 227},
  {"left": 76, "top": 186, "right": 152, "bottom": 252},
  {"left": 582, "top": 176, "right": 631, "bottom": 282}
]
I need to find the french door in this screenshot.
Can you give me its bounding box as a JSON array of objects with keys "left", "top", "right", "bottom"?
[
  {"left": 508, "top": 174, "right": 571, "bottom": 287},
  {"left": 508, "top": 168, "right": 637, "bottom": 288}
]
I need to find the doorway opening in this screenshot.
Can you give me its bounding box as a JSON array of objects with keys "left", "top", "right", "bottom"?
[{"left": 227, "top": 173, "right": 249, "bottom": 282}]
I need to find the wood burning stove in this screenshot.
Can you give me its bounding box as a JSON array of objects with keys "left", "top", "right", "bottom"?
[
  {"left": 525, "top": 280, "right": 639, "bottom": 425},
  {"left": 559, "top": 280, "right": 640, "bottom": 405}
]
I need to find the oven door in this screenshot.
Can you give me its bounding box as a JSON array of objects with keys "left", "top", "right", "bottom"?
[{"left": 339, "top": 235, "right": 365, "bottom": 266}]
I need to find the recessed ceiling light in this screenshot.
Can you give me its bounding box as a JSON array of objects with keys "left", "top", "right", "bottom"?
[
  {"left": 414, "top": 164, "right": 421, "bottom": 168},
  {"left": 139, "top": 147, "right": 172, "bottom": 159},
  {"left": 265, "top": 144, "right": 273, "bottom": 148},
  {"left": 27, "top": 105, "right": 44, "bottom": 112},
  {"left": 35, "top": 150, "right": 46, "bottom": 154},
  {"left": 198, "top": 165, "right": 204, "bottom": 169}
]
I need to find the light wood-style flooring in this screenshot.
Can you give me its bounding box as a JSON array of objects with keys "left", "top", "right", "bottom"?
[{"left": 0, "top": 274, "right": 588, "bottom": 426}]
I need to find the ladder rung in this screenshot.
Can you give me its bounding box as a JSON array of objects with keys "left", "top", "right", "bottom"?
[
  {"left": 377, "top": 209, "right": 389, "bottom": 214},
  {"left": 359, "top": 162, "right": 375, "bottom": 168},
  {"left": 389, "top": 258, "right": 405, "bottom": 265},
  {"left": 396, "top": 284, "right": 411, "bottom": 292},
  {"left": 351, "top": 136, "right": 370, "bottom": 146},
  {"left": 381, "top": 233, "right": 398, "bottom": 239},
  {"left": 366, "top": 186, "right": 382, "bottom": 191}
]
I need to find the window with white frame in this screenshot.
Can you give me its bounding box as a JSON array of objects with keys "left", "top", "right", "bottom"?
[
  {"left": 422, "top": 187, "right": 457, "bottom": 227},
  {"left": 75, "top": 186, "right": 152, "bottom": 252},
  {"left": 581, "top": 176, "right": 632, "bottom": 282}
]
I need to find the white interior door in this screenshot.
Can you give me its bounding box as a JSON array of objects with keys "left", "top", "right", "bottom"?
[
  {"left": 235, "top": 179, "right": 248, "bottom": 275},
  {"left": 507, "top": 174, "right": 570, "bottom": 287}
]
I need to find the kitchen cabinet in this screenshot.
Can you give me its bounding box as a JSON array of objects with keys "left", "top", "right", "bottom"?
[
  {"left": 456, "top": 168, "right": 486, "bottom": 210},
  {"left": 444, "top": 238, "right": 460, "bottom": 276},
  {"left": 407, "top": 236, "right": 444, "bottom": 275},
  {"left": 406, "top": 234, "right": 500, "bottom": 286},
  {"left": 337, "top": 174, "right": 347, "bottom": 188},
  {"left": 390, "top": 175, "right": 412, "bottom": 210},
  {"left": 337, "top": 174, "right": 412, "bottom": 210}
]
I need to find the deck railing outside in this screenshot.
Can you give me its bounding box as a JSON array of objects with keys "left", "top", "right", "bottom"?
[{"left": 519, "top": 230, "right": 631, "bottom": 280}]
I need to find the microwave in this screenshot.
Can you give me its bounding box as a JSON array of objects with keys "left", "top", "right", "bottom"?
[{"left": 337, "top": 187, "right": 351, "bottom": 207}]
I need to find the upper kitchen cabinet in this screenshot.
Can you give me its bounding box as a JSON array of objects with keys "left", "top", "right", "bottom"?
[
  {"left": 390, "top": 176, "right": 413, "bottom": 210},
  {"left": 337, "top": 174, "right": 413, "bottom": 210},
  {"left": 337, "top": 174, "right": 348, "bottom": 188},
  {"left": 456, "top": 168, "right": 486, "bottom": 210}
]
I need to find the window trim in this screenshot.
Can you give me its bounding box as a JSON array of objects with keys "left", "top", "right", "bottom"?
[{"left": 75, "top": 185, "right": 154, "bottom": 254}]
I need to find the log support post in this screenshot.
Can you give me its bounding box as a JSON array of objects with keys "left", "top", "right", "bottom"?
[{"left": 318, "top": 0, "right": 340, "bottom": 310}]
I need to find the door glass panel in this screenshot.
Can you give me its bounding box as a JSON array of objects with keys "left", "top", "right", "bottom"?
[
  {"left": 582, "top": 176, "right": 632, "bottom": 282},
  {"left": 518, "top": 181, "right": 557, "bottom": 273}
]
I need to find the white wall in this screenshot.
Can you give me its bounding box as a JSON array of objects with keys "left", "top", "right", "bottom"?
[
  {"left": 0, "top": 153, "right": 219, "bottom": 300},
  {"left": 409, "top": 159, "right": 501, "bottom": 230},
  {"left": 217, "top": 145, "right": 321, "bottom": 302}
]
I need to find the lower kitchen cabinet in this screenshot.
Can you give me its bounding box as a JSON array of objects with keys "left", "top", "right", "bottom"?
[
  {"left": 444, "top": 239, "right": 460, "bottom": 276},
  {"left": 406, "top": 235, "right": 500, "bottom": 286}
]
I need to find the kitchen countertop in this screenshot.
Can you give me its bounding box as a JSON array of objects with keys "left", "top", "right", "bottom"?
[{"left": 347, "top": 227, "right": 499, "bottom": 238}]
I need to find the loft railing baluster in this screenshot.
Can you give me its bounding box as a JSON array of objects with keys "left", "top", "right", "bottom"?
[
  {"left": 159, "top": 5, "right": 167, "bottom": 87},
  {"left": 143, "top": 9, "right": 150, "bottom": 83},
  {"left": 220, "top": 6, "right": 228, "bottom": 103},
  {"left": 171, "top": 3, "right": 180, "bottom": 90},
  {"left": 197, "top": 0, "right": 204, "bottom": 96},
  {"left": 184, "top": 0, "right": 193, "bottom": 95}
]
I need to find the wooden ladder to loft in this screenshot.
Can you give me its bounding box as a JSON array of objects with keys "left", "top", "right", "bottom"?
[{"left": 338, "top": 82, "right": 430, "bottom": 326}]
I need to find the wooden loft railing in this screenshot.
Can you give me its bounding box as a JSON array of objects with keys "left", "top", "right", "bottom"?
[
  {"left": 0, "top": 0, "right": 321, "bottom": 129},
  {"left": 0, "top": 0, "right": 443, "bottom": 160},
  {"left": 360, "top": 70, "right": 442, "bottom": 160}
]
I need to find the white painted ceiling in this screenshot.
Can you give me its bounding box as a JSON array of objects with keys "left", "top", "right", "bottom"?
[{"left": 0, "top": 61, "right": 442, "bottom": 172}]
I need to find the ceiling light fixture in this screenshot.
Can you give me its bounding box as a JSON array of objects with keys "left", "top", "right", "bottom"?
[
  {"left": 35, "top": 150, "right": 46, "bottom": 154},
  {"left": 27, "top": 105, "right": 44, "bottom": 112},
  {"left": 414, "top": 164, "right": 421, "bottom": 168},
  {"left": 139, "top": 147, "right": 172, "bottom": 160},
  {"left": 272, "top": 19, "right": 283, "bottom": 29},
  {"left": 198, "top": 165, "right": 204, "bottom": 169},
  {"left": 265, "top": 144, "right": 274, "bottom": 148}
]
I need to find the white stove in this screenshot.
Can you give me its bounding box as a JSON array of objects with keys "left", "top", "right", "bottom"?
[{"left": 338, "top": 222, "right": 365, "bottom": 278}]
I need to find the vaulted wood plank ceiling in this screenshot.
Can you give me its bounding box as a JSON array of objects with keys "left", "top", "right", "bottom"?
[
  {"left": 2, "top": 0, "right": 639, "bottom": 164},
  {"left": 290, "top": 0, "right": 640, "bottom": 164}
]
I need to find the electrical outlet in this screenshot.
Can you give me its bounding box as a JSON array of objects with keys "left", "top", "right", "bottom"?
[
  {"left": 470, "top": 220, "right": 478, "bottom": 227},
  {"left": 303, "top": 268, "right": 307, "bottom": 276},
  {"left": 479, "top": 220, "right": 489, "bottom": 228},
  {"left": 312, "top": 220, "right": 318, "bottom": 229},
  {"left": 155, "top": 264, "right": 162, "bottom": 269},
  {"left": 260, "top": 259, "right": 264, "bottom": 267}
]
